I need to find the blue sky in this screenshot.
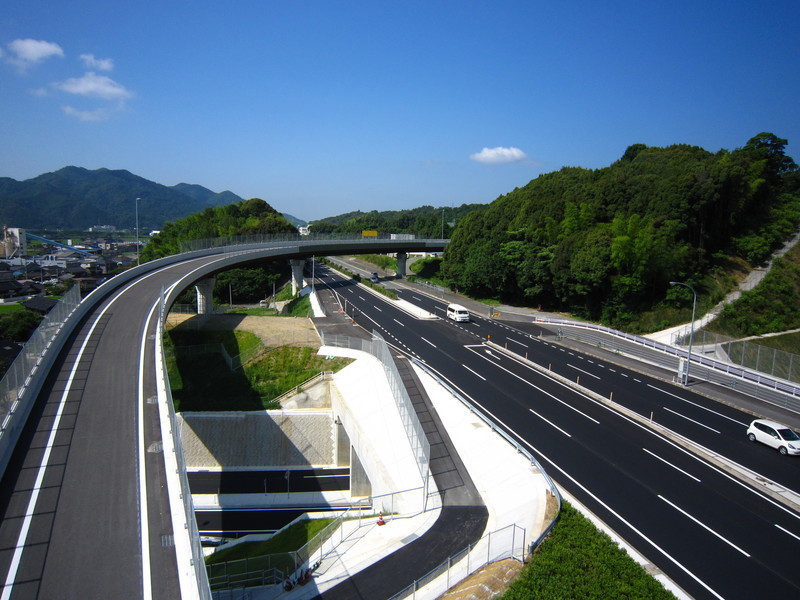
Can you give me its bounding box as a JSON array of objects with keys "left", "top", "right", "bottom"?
[{"left": 2, "top": 1, "right": 799, "bottom": 221}]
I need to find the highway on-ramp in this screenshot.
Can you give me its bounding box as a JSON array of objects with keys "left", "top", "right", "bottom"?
[
  {"left": 0, "top": 238, "right": 447, "bottom": 600},
  {"left": 0, "top": 256, "right": 220, "bottom": 599}
]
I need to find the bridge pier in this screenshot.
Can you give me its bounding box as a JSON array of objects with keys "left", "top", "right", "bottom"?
[
  {"left": 395, "top": 252, "right": 407, "bottom": 279},
  {"left": 195, "top": 277, "right": 216, "bottom": 314},
  {"left": 289, "top": 259, "right": 306, "bottom": 295}
]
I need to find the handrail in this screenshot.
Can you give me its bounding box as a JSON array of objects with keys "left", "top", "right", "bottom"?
[{"left": 269, "top": 371, "right": 332, "bottom": 405}]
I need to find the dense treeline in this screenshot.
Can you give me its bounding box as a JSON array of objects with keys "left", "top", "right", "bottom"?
[
  {"left": 442, "top": 133, "right": 800, "bottom": 326},
  {"left": 310, "top": 203, "right": 485, "bottom": 238},
  {"left": 141, "top": 197, "right": 297, "bottom": 303}
]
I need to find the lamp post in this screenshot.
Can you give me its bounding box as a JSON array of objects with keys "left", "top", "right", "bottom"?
[
  {"left": 135, "top": 197, "right": 141, "bottom": 266},
  {"left": 670, "top": 281, "right": 697, "bottom": 385}
]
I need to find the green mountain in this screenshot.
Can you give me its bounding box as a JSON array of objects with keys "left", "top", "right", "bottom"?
[{"left": 0, "top": 167, "right": 246, "bottom": 230}]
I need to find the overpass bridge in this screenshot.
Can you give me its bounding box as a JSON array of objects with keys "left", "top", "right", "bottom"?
[{"left": 0, "top": 235, "right": 447, "bottom": 600}]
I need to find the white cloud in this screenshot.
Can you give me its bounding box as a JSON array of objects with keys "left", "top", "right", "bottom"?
[
  {"left": 80, "top": 53, "right": 114, "bottom": 71},
  {"left": 6, "top": 38, "right": 64, "bottom": 70},
  {"left": 53, "top": 71, "right": 132, "bottom": 100},
  {"left": 469, "top": 146, "right": 528, "bottom": 164},
  {"left": 63, "top": 105, "right": 112, "bottom": 121}
]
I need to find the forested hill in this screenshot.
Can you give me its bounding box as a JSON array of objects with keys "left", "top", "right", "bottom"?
[
  {"left": 442, "top": 133, "right": 800, "bottom": 326},
  {"left": 311, "top": 203, "right": 485, "bottom": 238},
  {"left": 0, "top": 166, "right": 245, "bottom": 230}
]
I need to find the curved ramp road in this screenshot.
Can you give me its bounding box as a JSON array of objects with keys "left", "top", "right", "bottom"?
[{"left": 0, "top": 238, "right": 447, "bottom": 600}]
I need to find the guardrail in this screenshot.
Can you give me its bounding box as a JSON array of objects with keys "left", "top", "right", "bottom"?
[{"left": 542, "top": 318, "right": 800, "bottom": 413}]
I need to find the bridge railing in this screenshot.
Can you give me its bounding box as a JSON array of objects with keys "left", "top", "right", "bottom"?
[
  {"left": 0, "top": 284, "right": 82, "bottom": 478},
  {"left": 179, "top": 232, "right": 446, "bottom": 253},
  {"left": 158, "top": 289, "right": 213, "bottom": 600}
]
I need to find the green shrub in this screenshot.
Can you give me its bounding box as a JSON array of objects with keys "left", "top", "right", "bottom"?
[{"left": 502, "top": 503, "right": 676, "bottom": 600}]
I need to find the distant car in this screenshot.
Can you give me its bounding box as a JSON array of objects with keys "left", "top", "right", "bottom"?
[
  {"left": 370, "top": 273, "right": 380, "bottom": 283},
  {"left": 746, "top": 419, "right": 800, "bottom": 455}
]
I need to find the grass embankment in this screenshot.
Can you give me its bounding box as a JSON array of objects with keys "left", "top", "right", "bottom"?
[
  {"left": 501, "top": 502, "right": 676, "bottom": 600},
  {"left": 205, "top": 518, "right": 335, "bottom": 565},
  {"left": 165, "top": 319, "right": 351, "bottom": 411}
]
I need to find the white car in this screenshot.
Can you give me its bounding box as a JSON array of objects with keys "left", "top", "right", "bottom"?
[{"left": 746, "top": 419, "right": 800, "bottom": 456}]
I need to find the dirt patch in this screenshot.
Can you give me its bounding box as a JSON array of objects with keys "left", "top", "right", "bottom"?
[
  {"left": 439, "top": 558, "right": 524, "bottom": 599},
  {"left": 166, "top": 313, "right": 321, "bottom": 348}
]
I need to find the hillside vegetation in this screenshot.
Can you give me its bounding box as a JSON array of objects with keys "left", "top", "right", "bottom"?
[
  {"left": 441, "top": 133, "right": 800, "bottom": 329},
  {"left": 310, "top": 203, "right": 485, "bottom": 238}
]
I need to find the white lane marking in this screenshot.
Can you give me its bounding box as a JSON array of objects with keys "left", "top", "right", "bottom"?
[
  {"left": 659, "top": 495, "right": 750, "bottom": 557},
  {"left": 663, "top": 407, "right": 721, "bottom": 433},
  {"left": 372, "top": 305, "right": 383, "bottom": 312},
  {"left": 775, "top": 524, "right": 800, "bottom": 542},
  {"left": 393, "top": 318, "right": 405, "bottom": 327},
  {"left": 642, "top": 448, "right": 701, "bottom": 482},
  {"left": 412, "top": 362, "right": 726, "bottom": 600},
  {"left": 463, "top": 365, "right": 486, "bottom": 380},
  {"left": 2, "top": 299, "right": 116, "bottom": 600},
  {"left": 138, "top": 301, "right": 159, "bottom": 600},
  {"left": 420, "top": 337, "right": 437, "bottom": 348},
  {"left": 469, "top": 347, "right": 600, "bottom": 424},
  {"left": 507, "top": 337, "right": 528, "bottom": 348},
  {"left": 567, "top": 363, "right": 601, "bottom": 379},
  {"left": 647, "top": 384, "right": 749, "bottom": 426},
  {"left": 529, "top": 408, "right": 572, "bottom": 437}
]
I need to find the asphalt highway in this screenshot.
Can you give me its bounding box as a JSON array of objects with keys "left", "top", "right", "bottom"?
[{"left": 316, "top": 262, "right": 800, "bottom": 600}]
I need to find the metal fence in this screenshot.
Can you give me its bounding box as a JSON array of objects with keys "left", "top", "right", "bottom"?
[
  {"left": 0, "top": 285, "right": 83, "bottom": 477},
  {"left": 384, "top": 360, "right": 562, "bottom": 600},
  {"left": 671, "top": 324, "right": 800, "bottom": 384},
  {"left": 206, "top": 487, "right": 424, "bottom": 596},
  {"left": 320, "top": 331, "right": 431, "bottom": 486},
  {"left": 388, "top": 523, "right": 528, "bottom": 600},
  {"left": 206, "top": 500, "right": 371, "bottom": 591},
  {"left": 0, "top": 285, "right": 81, "bottom": 423}
]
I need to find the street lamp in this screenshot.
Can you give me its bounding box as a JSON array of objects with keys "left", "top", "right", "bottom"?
[
  {"left": 135, "top": 197, "right": 141, "bottom": 266},
  {"left": 670, "top": 280, "right": 697, "bottom": 385}
]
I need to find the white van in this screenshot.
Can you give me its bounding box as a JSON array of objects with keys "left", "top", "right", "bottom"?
[{"left": 446, "top": 303, "right": 470, "bottom": 322}]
